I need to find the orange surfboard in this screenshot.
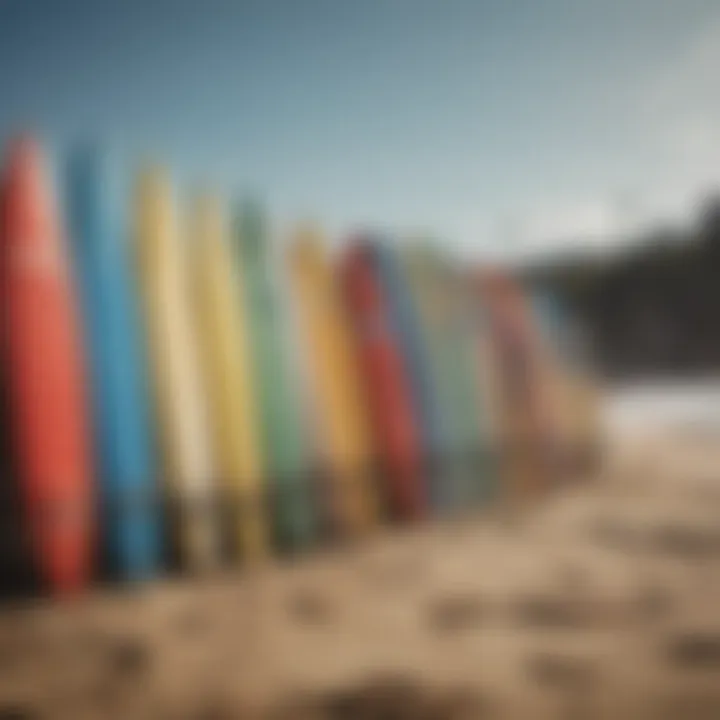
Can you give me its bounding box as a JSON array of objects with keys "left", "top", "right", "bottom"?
[
  {"left": 0, "top": 137, "right": 93, "bottom": 595},
  {"left": 287, "top": 226, "right": 377, "bottom": 535}
]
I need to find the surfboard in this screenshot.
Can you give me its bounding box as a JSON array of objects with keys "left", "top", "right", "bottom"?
[
  {"left": 460, "top": 266, "right": 501, "bottom": 505},
  {"left": 286, "top": 225, "right": 377, "bottom": 536},
  {"left": 339, "top": 238, "right": 426, "bottom": 521},
  {"left": 233, "top": 201, "right": 314, "bottom": 551},
  {"left": 65, "top": 148, "right": 161, "bottom": 580},
  {"left": 397, "top": 245, "right": 456, "bottom": 511},
  {"left": 132, "top": 168, "right": 217, "bottom": 570},
  {"left": 442, "top": 261, "right": 497, "bottom": 506},
  {"left": 0, "top": 137, "right": 93, "bottom": 595},
  {"left": 370, "top": 240, "right": 447, "bottom": 511},
  {"left": 190, "top": 194, "right": 268, "bottom": 561},
  {"left": 400, "top": 244, "right": 490, "bottom": 511},
  {"left": 473, "top": 269, "right": 554, "bottom": 501},
  {"left": 526, "top": 288, "right": 602, "bottom": 477}
]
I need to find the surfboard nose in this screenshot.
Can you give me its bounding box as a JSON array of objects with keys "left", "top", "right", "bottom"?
[
  {"left": 2, "top": 135, "right": 47, "bottom": 196},
  {"left": 1, "top": 135, "right": 61, "bottom": 254}
]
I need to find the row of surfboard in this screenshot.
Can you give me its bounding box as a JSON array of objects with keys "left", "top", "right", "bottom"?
[{"left": 0, "top": 136, "right": 601, "bottom": 597}]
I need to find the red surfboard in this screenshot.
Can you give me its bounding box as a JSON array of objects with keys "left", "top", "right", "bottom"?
[
  {"left": 0, "top": 137, "right": 93, "bottom": 595},
  {"left": 339, "top": 238, "right": 426, "bottom": 521}
]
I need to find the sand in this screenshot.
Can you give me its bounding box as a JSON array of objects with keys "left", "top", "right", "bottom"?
[{"left": 0, "top": 430, "right": 718, "bottom": 719}]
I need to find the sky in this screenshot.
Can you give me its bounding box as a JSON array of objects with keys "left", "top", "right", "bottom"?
[{"left": 2, "top": 0, "right": 720, "bottom": 258}]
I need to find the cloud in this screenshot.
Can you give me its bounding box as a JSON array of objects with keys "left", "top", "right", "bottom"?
[
  {"left": 644, "top": 15, "right": 720, "bottom": 198},
  {"left": 522, "top": 200, "right": 616, "bottom": 246},
  {"left": 507, "top": 15, "right": 720, "bottom": 258}
]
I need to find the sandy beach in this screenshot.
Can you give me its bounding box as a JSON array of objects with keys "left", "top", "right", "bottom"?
[{"left": 0, "top": 392, "right": 718, "bottom": 719}]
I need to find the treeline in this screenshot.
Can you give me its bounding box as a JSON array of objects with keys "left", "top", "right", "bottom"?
[{"left": 524, "top": 197, "right": 720, "bottom": 378}]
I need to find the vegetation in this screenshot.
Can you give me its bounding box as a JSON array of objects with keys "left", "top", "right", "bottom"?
[{"left": 524, "top": 197, "right": 720, "bottom": 378}]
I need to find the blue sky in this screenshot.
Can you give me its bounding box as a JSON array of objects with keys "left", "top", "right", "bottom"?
[{"left": 2, "top": 0, "right": 720, "bottom": 257}]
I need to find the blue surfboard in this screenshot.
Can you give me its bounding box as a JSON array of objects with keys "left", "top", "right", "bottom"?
[
  {"left": 400, "top": 244, "right": 494, "bottom": 511},
  {"left": 65, "top": 148, "right": 161, "bottom": 580},
  {"left": 370, "top": 240, "right": 450, "bottom": 510}
]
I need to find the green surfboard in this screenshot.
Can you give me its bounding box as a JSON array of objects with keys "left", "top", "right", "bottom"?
[{"left": 233, "top": 201, "right": 314, "bottom": 550}]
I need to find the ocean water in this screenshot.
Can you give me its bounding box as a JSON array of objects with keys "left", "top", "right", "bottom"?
[{"left": 605, "top": 379, "right": 720, "bottom": 437}]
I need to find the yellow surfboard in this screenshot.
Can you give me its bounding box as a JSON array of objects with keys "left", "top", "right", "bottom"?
[
  {"left": 287, "top": 225, "right": 377, "bottom": 534},
  {"left": 189, "top": 194, "right": 268, "bottom": 561},
  {"left": 133, "top": 169, "right": 217, "bottom": 570}
]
